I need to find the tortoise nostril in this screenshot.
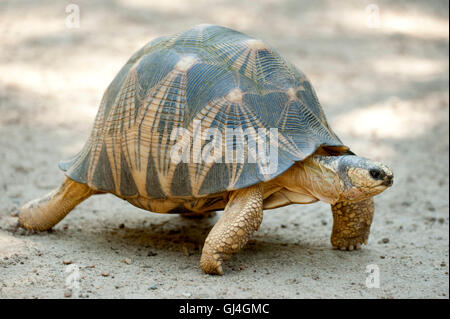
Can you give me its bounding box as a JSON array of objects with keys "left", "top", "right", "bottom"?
[{"left": 369, "top": 169, "right": 383, "bottom": 180}]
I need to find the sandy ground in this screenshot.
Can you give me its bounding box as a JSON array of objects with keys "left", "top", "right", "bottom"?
[{"left": 0, "top": 0, "right": 448, "bottom": 299}]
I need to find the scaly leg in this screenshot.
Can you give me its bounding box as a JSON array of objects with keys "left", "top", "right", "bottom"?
[
  {"left": 18, "top": 177, "right": 94, "bottom": 231},
  {"left": 200, "top": 184, "right": 263, "bottom": 275},
  {"left": 330, "top": 198, "right": 374, "bottom": 251}
]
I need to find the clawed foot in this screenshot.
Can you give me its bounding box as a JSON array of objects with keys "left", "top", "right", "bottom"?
[
  {"left": 5, "top": 210, "right": 37, "bottom": 235},
  {"left": 331, "top": 234, "right": 369, "bottom": 251},
  {"left": 200, "top": 251, "right": 224, "bottom": 275}
]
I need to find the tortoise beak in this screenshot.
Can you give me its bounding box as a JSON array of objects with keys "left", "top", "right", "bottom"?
[{"left": 382, "top": 174, "right": 394, "bottom": 187}]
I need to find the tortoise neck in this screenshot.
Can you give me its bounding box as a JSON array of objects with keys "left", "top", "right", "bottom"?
[{"left": 274, "top": 155, "right": 343, "bottom": 204}]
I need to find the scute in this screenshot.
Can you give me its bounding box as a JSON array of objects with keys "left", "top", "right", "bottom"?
[{"left": 59, "top": 24, "right": 346, "bottom": 199}]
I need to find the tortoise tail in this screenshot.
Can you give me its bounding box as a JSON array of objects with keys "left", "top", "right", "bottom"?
[{"left": 18, "top": 177, "right": 94, "bottom": 231}]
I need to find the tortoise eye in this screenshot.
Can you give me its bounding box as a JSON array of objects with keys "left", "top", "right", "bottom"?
[{"left": 369, "top": 169, "right": 383, "bottom": 180}]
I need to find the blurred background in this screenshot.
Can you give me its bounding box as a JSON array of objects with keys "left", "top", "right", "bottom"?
[{"left": 0, "top": 0, "right": 448, "bottom": 298}]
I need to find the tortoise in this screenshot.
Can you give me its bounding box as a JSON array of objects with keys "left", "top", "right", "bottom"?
[{"left": 17, "top": 24, "right": 393, "bottom": 275}]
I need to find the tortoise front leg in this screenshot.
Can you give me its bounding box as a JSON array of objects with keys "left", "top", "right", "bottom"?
[
  {"left": 200, "top": 184, "right": 263, "bottom": 275},
  {"left": 18, "top": 177, "right": 94, "bottom": 231},
  {"left": 330, "top": 198, "right": 374, "bottom": 251}
]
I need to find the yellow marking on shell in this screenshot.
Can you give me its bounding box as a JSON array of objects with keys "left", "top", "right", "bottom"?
[
  {"left": 175, "top": 56, "right": 198, "bottom": 72},
  {"left": 221, "top": 102, "right": 248, "bottom": 190},
  {"left": 225, "top": 88, "right": 243, "bottom": 104},
  {"left": 245, "top": 39, "right": 269, "bottom": 51},
  {"left": 229, "top": 39, "right": 269, "bottom": 80},
  {"left": 104, "top": 135, "right": 122, "bottom": 192},
  {"left": 286, "top": 88, "right": 297, "bottom": 100},
  {"left": 184, "top": 99, "right": 225, "bottom": 196},
  {"left": 85, "top": 65, "right": 141, "bottom": 191},
  {"left": 131, "top": 68, "right": 188, "bottom": 196}
]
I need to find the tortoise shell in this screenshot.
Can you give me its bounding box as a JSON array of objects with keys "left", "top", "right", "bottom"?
[{"left": 59, "top": 24, "right": 346, "bottom": 200}]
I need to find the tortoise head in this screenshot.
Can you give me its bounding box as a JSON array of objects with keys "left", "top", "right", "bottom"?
[
  {"left": 275, "top": 155, "right": 393, "bottom": 205},
  {"left": 334, "top": 155, "right": 393, "bottom": 202}
]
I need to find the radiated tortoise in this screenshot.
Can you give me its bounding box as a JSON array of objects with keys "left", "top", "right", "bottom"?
[{"left": 17, "top": 24, "right": 394, "bottom": 275}]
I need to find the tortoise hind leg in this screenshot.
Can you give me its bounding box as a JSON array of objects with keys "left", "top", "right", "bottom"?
[{"left": 18, "top": 177, "right": 94, "bottom": 231}]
